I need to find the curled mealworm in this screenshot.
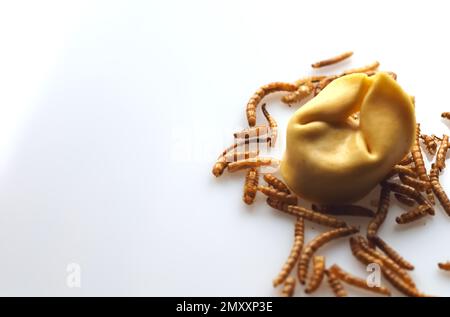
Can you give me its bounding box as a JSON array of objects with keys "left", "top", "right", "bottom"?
[
  {"left": 384, "top": 182, "right": 432, "bottom": 212},
  {"left": 281, "top": 82, "right": 314, "bottom": 105},
  {"left": 438, "top": 262, "right": 450, "bottom": 271},
  {"left": 266, "top": 198, "right": 347, "bottom": 228},
  {"left": 399, "top": 173, "right": 431, "bottom": 192},
  {"left": 394, "top": 193, "right": 416, "bottom": 207},
  {"left": 369, "top": 236, "right": 414, "bottom": 270},
  {"left": 224, "top": 150, "right": 259, "bottom": 163},
  {"left": 281, "top": 277, "right": 296, "bottom": 297},
  {"left": 233, "top": 125, "right": 269, "bottom": 139},
  {"left": 227, "top": 157, "right": 279, "bottom": 173},
  {"left": 246, "top": 82, "right": 297, "bottom": 127},
  {"left": 436, "top": 134, "right": 449, "bottom": 171},
  {"left": 342, "top": 61, "right": 380, "bottom": 75},
  {"left": 313, "top": 204, "right": 375, "bottom": 218},
  {"left": 329, "top": 264, "right": 391, "bottom": 296},
  {"left": 261, "top": 104, "right": 278, "bottom": 147},
  {"left": 429, "top": 164, "right": 450, "bottom": 216},
  {"left": 325, "top": 270, "right": 347, "bottom": 297},
  {"left": 263, "top": 174, "right": 291, "bottom": 194},
  {"left": 273, "top": 217, "right": 304, "bottom": 287},
  {"left": 298, "top": 226, "right": 358, "bottom": 284},
  {"left": 441, "top": 112, "right": 450, "bottom": 120},
  {"left": 311, "top": 51, "right": 353, "bottom": 68},
  {"left": 420, "top": 134, "right": 438, "bottom": 155},
  {"left": 212, "top": 140, "right": 259, "bottom": 176},
  {"left": 396, "top": 204, "right": 432, "bottom": 224},
  {"left": 243, "top": 168, "right": 259, "bottom": 205},
  {"left": 258, "top": 186, "right": 298, "bottom": 205},
  {"left": 367, "top": 185, "right": 391, "bottom": 239},
  {"left": 305, "top": 256, "right": 326, "bottom": 294}
]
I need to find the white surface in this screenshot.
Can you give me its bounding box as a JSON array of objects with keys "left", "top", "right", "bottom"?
[{"left": 0, "top": 0, "right": 450, "bottom": 296}]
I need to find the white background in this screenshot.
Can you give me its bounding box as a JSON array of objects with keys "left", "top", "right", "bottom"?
[{"left": 0, "top": 0, "right": 449, "bottom": 296}]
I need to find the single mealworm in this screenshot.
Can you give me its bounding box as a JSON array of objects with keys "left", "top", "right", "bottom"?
[
  {"left": 435, "top": 134, "right": 449, "bottom": 171},
  {"left": 420, "top": 134, "right": 438, "bottom": 155},
  {"left": 281, "top": 276, "right": 296, "bottom": 297},
  {"left": 298, "top": 226, "right": 358, "bottom": 284},
  {"left": 384, "top": 182, "right": 432, "bottom": 212},
  {"left": 224, "top": 150, "right": 259, "bottom": 163},
  {"left": 329, "top": 264, "right": 391, "bottom": 296},
  {"left": 314, "top": 204, "right": 375, "bottom": 218},
  {"left": 441, "top": 112, "right": 450, "bottom": 120},
  {"left": 294, "top": 75, "right": 326, "bottom": 87},
  {"left": 258, "top": 186, "right": 298, "bottom": 205},
  {"left": 367, "top": 185, "right": 391, "bottom": 239},
  {"left": 273, "top": 217, "right": 304, "bottom": 287},
  {"left": 281, "top": 82, "right": 314, "bottom": 105},
  {"left": 342, "top": 61, "right": 380, "bottom": 75},
  {"left": 386, "top": 165, "right": 417, "bottom": 178},
  {"left": 325, "top": 270, "right": 347, "bottom": 297},
  {"left": 233, "top": 125, "right": 270, "bottom": 139},
  {"left": 399, "top": 173, "right": 431, "bottom": 192},
  {"left": 263, "top": 174, "right": 291, "bottom": 194},
  {"left": 396, "top": 204, "right": 432, "bottom": 224},
  {"left": 243, "top": 168, "right": 259, "bottom": 205},
  {"left": 382, "top": 266, "right": 423, "bottom": 297},
  {"left": 411, "top": 124, "right": 434, "bottom": 204},
  {"left": 305, "top": 256, "right": 326, "bottom": 294},
  {"left": 212, "top": 140, "right": 259, "bottom": 176},
  {"left": 227, "top": 157, "right": 279, "bottom": 173},
  {"left": 429, "top": 164, "right": 450, "bottom": 216},
  {"left": 438, "top": 262, "right": 450, "bottom": 271},
  {"left": 261, "top": 104, "right": 278, "bottom": 147},
  {"left": 266, "top": 198, "right": 347, "bottom": 228},
  {"left": 394, "top": 193, "right": 416, "bottom": 207},
  {"left": 369, "top": 236, "right": 414, "bottom": 270},
  {"left": 246, "top": 82, "right": 297, "bottom": 127},
  {"left": 311, "top": 51, "right": 353, "bottom": 68}
]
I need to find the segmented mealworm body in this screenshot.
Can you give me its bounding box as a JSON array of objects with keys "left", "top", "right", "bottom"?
[
  {"left": 436, "top": 134, "right": 449, "bottom": 171},
  {"left": 438, "top": 262, "right": 450, "bottom": 271},
  {"left": 273, "top": 217, "right": 304, "bottom": 287},
  {"left": 386, "top": 165, "right": 417, "bottom": 178},
  {"left": 243, "top": 168, "right": 259, "bottom": 205},
  {"left": 281, "top": 277, "right": 296, "bottom": 297},
  {"left": 298, "top": 227, "right": 358, "bottom": 284},
  {"left": 233, "top": 126, "right": 269, "bottom": 139},
  {"left": 382, "top": 266, "right": 422, "bottom": 297},
  {"left": 258, "top": 186, "right": 298, "bottom": 205},
  {"left": 385, "top": 182, "right": 432, "bottom": 212},
  {"left": 263, "top": 174, "right": 290, "bottom": 194},
  {"left": 224, "top": 150, "right": 259, "bottom": 163},
  {"left": 441, "top": 112, "right": 450, "bottom": 120},
  {"left": 420, "top": 134, "right": 438, "bottom": 155},
  {"left": 367, "top": 186, "right": 390, "bottom": 239},
  {"left": 329, "top": 264, "right": 391, "bottom": 296},
  {"left": 394, "top": 193, "right": 415, "bottom": 207},
  {"left": 227, "top": 157, "right": 279, "bottom": 173},
  {"left": 311, "top": 51, "right": 353, "bottom": 68},
  {"left": 430, "top": 164, "right": 450, "bottom": 216},
  {"left": 314, "top": 204, "right": 375, "bottom": 218},
  {"left": 396, "top": 205, "right": 432, "bottom": 224},
  {"left": 411, "top": 124, "right": 434, "bottom": 203},
  {"left": 261, "top": 104, "right": 277, "bottom": 147},
  {"left": 305, "top": 256, "right": 326, "bottom": 294},
  {"left": 294, "top": 75, "right": 326, "bottom": 87},
  {"left": 213, "top": 140, "right": 260, "bottom": 176},
  {"left": 266, "top": 198, "right": 347, "bottom": 228},
  {"left": 281, "top": 82, "right": 313, "bottom": 105},
  {"left": 399, "top": 173, "right": 431, "bottom": 191},
  {"left": 212, "top": 156, "right": 228, "bottom": 177},
  {"left": 246, "top": 82, "right": 297, "bottom": 127},
  {"left": 342, "top": 61, "right": 380, "bottom": 75},
  {"left": 398, "top": 154, "right": 413, "bottom": 166},
  {"left": 370, "top": 236, "right": 414, "bottom": 270},
  {"left": 326, "top": 270, "right": 347, "bottom": 297}
]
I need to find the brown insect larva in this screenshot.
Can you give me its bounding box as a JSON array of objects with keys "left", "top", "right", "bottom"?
[
  {"left": 258, "top": 186, "right": 298, "bottom": 205},
  {"left": 273, "top": 217, "right": 304, "bottom": 287},
  {"left": 436, "top": 134, "right": 449, "bottom": 171},
  {"left": 367, "top": 185, "right": 391, "bottom": 239},
  {"left": 381, "top": 266, "right": 423, "bottom": 297},
  {"left": 243, "top": 168, "right": 259, "bottom": 205},
  {"left": 438, "top": 262, "right": 450, "bottom": 271},
  {"left": 399, "top": 173, "right": 431, "bottom": 192},
  {"left": 212, "top": 156, "right": 228, "bottom": 177},
  {"left": 314, "top": 204, "right": 375, "bottom": 218},
  {"left": 420, "top": 134, "right": 438, "bottom": 155},
  {"left": 227, "top": 157, "right": 279, "bottom": 173},
  {"left": 213, "top": 140, "right": 259, "bottom": 176},
  {"left": 293, "top": 75, "right": 327, "bottom": 87},
  {"left": 388, "top": 165, "right": 417, "bottom": 178},
  {"left": 246, "top": 82, "right": 297, "bottom": 127},
  {"left": 233, "top": 125, "right": 269, "bottom": 139},
  {"left": 281, "top": 276, "right": 296, "bottom": 297},
  {"left": 281, "top": 81, "right": 314, "bottom": 105},
  {"left": 311, "top": 51, "right": 353, "bottom": 68},
  {"left": 369, "top": 236, "right": 414, "bottom": 270},
  {"left": 441, "top": 112, "right": 450, "bottom": 120},
  {"left": 224, "top": 150, "right": 259, "bottom": 163},
  {"left": 325, "top": 270, "right": 347, "bottom": 297},
  {"left": 411, "top": 124, "right": 434, "bottom": 204},
  {"left": 398, "top": 154, "right": 413, "bottom": 166},
  {"left": 305, "top": 256, "right": 326, "bottom": 294},
  {"left": 263, "top": 174, "right": 290, "bottom": 194},
  {"left": 261, "top": 103, "right": 278, "bottom": 147},
  {"left": 342, "top": 61, "right": 380, "bottom": 75},
  {"left": 266, "top": 198, "right": 347, "bottom": 228},
  {"left": 394, "top": 193, "right": 416, "bottom": 207},
  {"left": 329, "top": 264, "right": 391, "bottom": 296},
  {"left": 298, "top": 226, "right": 359, "bottom": 284},
  {"left": 429, "top": 164, "right": 450, "bottom": 216},
  {"left": 384, "top": 182, "right": 432, "bottom": 212},
  {"left": 395, "top": 204, "right": 432, "bottom": 224}
]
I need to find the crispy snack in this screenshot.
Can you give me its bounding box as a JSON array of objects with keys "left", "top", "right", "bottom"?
[
  {"left": 369, "top": 236, "right": 414, "bottom": 270},
  {"left": 227, "top": 157, "right": 279, "bottom": 173},
  {"left": 326, "top": 270, "right": 347, "bottom": 297},
  {"left": 438, "top": 262, "right": 450, "bottom": 271},
  {"left": 342, "top": 61, "right": 380, "bottom": 75},
  {"left": 429, "top": 164, "right": 450, "bottom": 216},
  {"left": 399, "top": 173, "right": 431, "bottom": 191},
  {"left": 441, "top": 112, "right": 450, "bottom": 120},
  {"left": 411, "top": 124, "right": 434, "bottom": 203},
  {"left": 313, "top": 204, "right": 375, "bottom": 218},
  {"left": 246, "top": 82, "right": 297, "bottom": 127},
  {"left": 384, "top": 182, "right": 432, "bottom": 212},
  {"left": 311, "top": 51, "right": 353, "bottom": 68},
  {"left": 394, "top": 193, "right": 416, "bottom": 207},
  {"left": 298, "top": 226, "right": 358, "bottom": 284},
  {"left": 243, "top": 168, "right": 259, "bottom": 205},
  {"left": 258, "top": 186, "right": 298, "bottom": 205},
  {"left": 329, "top": 264, "right": 391, "bottom": 296},
  {"left": 224, "top": 150, "right": 259, "bottom": 163},
  {"left": 396, "top": 205, "right": 432, "bottom": 224},
  {"left": 281, "top": 277, "right": 296, "bottom": 297},
  {"left": 305, "top": 256, "right": 326, "bottom": 294},
  {"left": 367, "top": 185, "right": 391, "bottom": 239},
  {"left": 273, "top": 217, "right": 304, "bottom": 287},
  {"left": 420, "top": 134, "right": 438, "bottom": 155},
  {"left": 398, "top": 154, "right": 413, "bottom": 166},
  {"left": 261, "top": 104, "right": 278, "bottom": 147},
  {"left": 281, "top": 82, "right": 314, "bottom": 105},
  {"left": 436, "top": 134, "right": 449, "bottom": 171},
  {"left": 233, "top": 125, "right": 269, "bottom": 139},
  {"left": 263, "top": 174, "right": 291, "bottom": 194},
  {"left": 266, "top": 198, "right": 347, "bottom": 228}
]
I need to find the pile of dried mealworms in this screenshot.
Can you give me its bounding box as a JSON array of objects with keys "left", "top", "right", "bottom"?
[{"left": 212, "top": 51, "right": 450, "bottom": 297}]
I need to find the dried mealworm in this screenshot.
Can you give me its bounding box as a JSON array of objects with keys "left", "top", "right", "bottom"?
[
  {"left": 273, "top": 217, "right": 304, "bottom": 287},
  {"left": 367, "top": 185, "right": 391, "bottom": 239},
  {"left": 281, "top": 277, "right": 296, "bottom": 297},
  {"left": 294, "top": 75, "right": 327, "bottom": 87},
  {"left": 233, "top": 125, "right": 269, "bottom": 139},
  {"left": 305, "top": 256, "right": 326, "bottom": 294},
  {"left": 212, "top": 156, "right": 228, "bottom": 177},
  {"left": 370, "top": 236, "right": 414, "bottom": 270},
  {"left": 263, "top": 174, "right": 290, "bottom": 194},
  {"left": 227, "top": 157, "right": 279, "bottom": 173},
  {"left": 398, "top": 154, "right": 413, "bottom": 166},
  {"left": 315, "top": 204, "right": 375, "bottom": 218},
  {"left": 429, "top": 164, "right": 450, "bottom": 216},
  {"left": 266, "top": 198, "right": 347, "bottom": 228},
  {"left": 396, "top": 204, "right": 432, "bottom": 224},
  {"left": 386, "top": 165, "right": 417, "bottom": 178},
  {"left": 384, "top": 182, "right": 432, "bottom": 212},
  {"left": 411, "top": 124, "right": 434, "bottom": 203},
  {"left": 224, "top": 150, "right": 259, "bottom": 163},
  {"left": 311, "top": 51, "right": 353, "bottom": 68},
  {"left": 441, "top": 112, "right": 450, "bottom": 120},
  {"left": 342, "top": 61, "right": 380, "bottom": 75},
  {"left": 438, "top": 262, "right": 450, "bottom": 271},
  {"left": 381, "top": 266, "right": 423, "bottom": 297},
  {"left": 243, "top": 168, "right": 259, "bottom": 205},
  {"left": 329, "top": 264, "right": 391, "bottom": 296},
  {"left": 246, "top": 82, "right": 297, "bottom": 127},
  {"left": 420, "top": 134, "right": 438, "bottom": 155},
  {"left": 298, "top": 226, "right": 358, "bottom": 284},
  {"left": 261, "top": 104, "right": 278, "bottom": 147},
  {"left": 258, "top": 186, "right": 298, "bottom": 205},
  {"left": 436, "top": 134, "right": 449, "bottom": 171},
  {"left": 281, "top": 82, "right": 314, "bottom": 105},
  {"left": 399, "top": 173, "right": 431, "bottom": 192},
  {"left": 326, "top": 270, "right": 347, "bottom": 297},
  {"left": 394, "top": 193, "right": 416, "bottom": 207}
]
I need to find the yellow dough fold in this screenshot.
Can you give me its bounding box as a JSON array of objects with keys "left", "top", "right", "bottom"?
[{"left": 281, "top": 72, "right": 416, "bottom": 204}]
